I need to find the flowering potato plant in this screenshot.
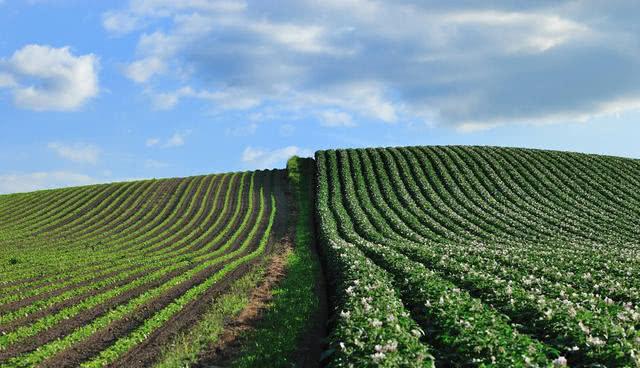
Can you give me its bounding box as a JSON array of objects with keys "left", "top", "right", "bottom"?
[{"left": 316, "top": 146, "right": 640, "bottom": 367}]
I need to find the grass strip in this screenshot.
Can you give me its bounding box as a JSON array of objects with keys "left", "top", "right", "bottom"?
[
  {"left": 152, "top": 263, "right": 267, "bottom": 368},
  {"left": 228, "top": 157, "right": 320, "bottom": 367}
]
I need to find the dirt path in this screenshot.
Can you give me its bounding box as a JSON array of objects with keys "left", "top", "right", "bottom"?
[{"left": 194, "top": 168, "right": 328, "bottom": 368}]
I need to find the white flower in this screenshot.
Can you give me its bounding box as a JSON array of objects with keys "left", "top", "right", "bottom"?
[
  {"left": 552, "top": 356, "right": 568, "bottom": 366},
  {"left": 385, "top": 341, "right": 398, "bottom": 352},
  {"left": 587, "top": 336, "right": 605, "bottom": 347},
  {"left": 340, "top": 310, "right": 351, "bottom": 319},
  {"left": 371, "top": 319, "right": 383, "bottom": 328},
  {"left": 579, "top": 321, "right": 590, "bottom": 334},
  {"left": 371, "top": 352, "right": 386, "bottom": 363}
]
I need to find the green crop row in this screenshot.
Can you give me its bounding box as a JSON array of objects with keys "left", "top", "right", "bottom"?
[{"left": 316, "top": 146, "right": 640, "bottom": 366}]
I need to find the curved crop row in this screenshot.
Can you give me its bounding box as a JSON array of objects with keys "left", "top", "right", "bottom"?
[
  {"left": 316, "top": 146, "right": 640, "bottom": 367},
  {"left": 0, "top": 169, "right": 287, "bottom": 367}
]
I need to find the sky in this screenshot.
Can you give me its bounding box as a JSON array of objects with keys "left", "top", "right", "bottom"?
[{"left": 0, "top": 0, "right": 639, "bottom": 194}]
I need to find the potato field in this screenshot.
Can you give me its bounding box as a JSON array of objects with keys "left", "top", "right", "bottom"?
[
  {"left": 317, "top": 146, "right": 640, "bottom": 367},
  {"left": 2, "top": 145, "right": 640, "bottom": 367}
]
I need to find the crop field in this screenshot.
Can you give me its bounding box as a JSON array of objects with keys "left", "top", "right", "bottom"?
[
  {"left": 317, "top": 146, "right": 640, "bottom": 367},
  {"left": 2, "top": 145, "right": 640, "bottom": 367},
  {"left": 0, "top": 169, "right": 287, "bottom": 367}
]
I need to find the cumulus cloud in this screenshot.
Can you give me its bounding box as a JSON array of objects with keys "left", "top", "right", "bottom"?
[
  {"left": 319, "top": 110, "right": 355, "bottom": 128},
  {"left": 0, "top": 171, "right": 98, "bottom": 194},
  {"left": 102, "top": 10, "right": 142, "bottom": 35},
  {"left": 104, "top": 1, "right": 640, "bottom": 129},
  {"left": 146, "top": 130, "right": 192, "bottom": 148},
  {"left": 145, "top": 137, "right": 160, "bottom": 147},
  {"left": 242, "top": 146, "right": 313, "bottom": 169},
  {"left": 125, "top": 57, "right": 165, "bottom": 83},
  {"left": 0, "top": 44, "right": 99, "bottom": 111},
  {"left": 47, "top": 142, "right": 101, "bottom": 164},
  {"left": 150, "top": 86, "right": 261, "bottom": 111}
]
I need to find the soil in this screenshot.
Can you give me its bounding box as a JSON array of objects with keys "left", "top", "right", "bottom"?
[
  {"left": 0, "top": 179, "right": 180, "bottom": 293},
  {"left": 0, "top": 174, "right": 252, "bottom": 362},
  {"left": 34, "top": 171, "right": 272, "bottom": 368},
  {"left": 192, "top": 168, "right": 328, "bottom": 368},
  {"left": 106, "top": 171, "right": 278, "bottom": 368},
  {"left": 0, "top": 178, "right": 203, "bottom": 316}
]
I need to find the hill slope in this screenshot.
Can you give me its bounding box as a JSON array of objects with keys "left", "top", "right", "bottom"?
[
  {"left": 0, "top": 169, "right": 288, "bottom": 367},
  {"left": 316, "top": 146, "right": 640, "bottom": 367}
]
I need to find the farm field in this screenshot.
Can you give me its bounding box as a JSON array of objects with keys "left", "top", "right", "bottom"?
[
  {"left": 317, "top": 146, "right": 640, "bottom": 367},
  {"left": 3, "top": 145, "right": 640, "bottom": 367},
  {"left": 0, "top": 168, "right": 304, "bottom": 367}
]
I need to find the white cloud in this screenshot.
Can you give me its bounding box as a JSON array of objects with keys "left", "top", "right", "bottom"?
[
  {"left": 0, "top": 171, "right": 98, "bottom": 194},
  {"left": 0, "top": 72, "right": 16, "bottom": 87},
  {"left": 165, "top": 131, "right": 188, "bottom": 147},
  {"left": 47, "top": 142, "right": 101, "bottom": 164},
  {"left": 104, "top": 1, "right": 640, "bottom": 130},
  {"left": 102, "top": 10, "right": 142, "bottom": 35},
  {"left": 145, "top": 137, "right": 160, "bottom": 147},
  {"left": 441, "top": 10, "right": 589, "bottom": 53},
  {"left": 319, "top": 110, "right": 356, "bottom": 127},
  {"left": 125, "top": 57, "right": 165, "bottom": 83},
  {"left": 242, "top": 146, "right": 312, "bottom": 169},
  {"left": 150, "top": 86, "right": 261, "bottom": 111},
  {"left": 0, "top": 44, "right": 99, "bottom": 111},
  {"left": 249, "top": 21, "right": 348, "bottom": 55},
  {"left": 146, "top": 130, "right": 192, "bottom": 148}
]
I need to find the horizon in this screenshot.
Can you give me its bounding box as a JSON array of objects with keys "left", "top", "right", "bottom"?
[{"left": 2, "top": 0, "right": 639, "bottom": 194}]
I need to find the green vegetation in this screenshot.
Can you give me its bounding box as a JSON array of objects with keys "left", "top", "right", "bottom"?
[
  {"left": 228, "top": 156, "right": 321, "bottom": 367},
  {"left": 0, "top": 169, "right": 285, "bottom": 367},
  {"left": 316, "top": 146, "right": 640, "bottom": 367},
  {"left": 154, "top": 263, "right": 267, "bottom": 368},
  {"left": 3, "top": 144, "right": 640, "bottom": 367}
]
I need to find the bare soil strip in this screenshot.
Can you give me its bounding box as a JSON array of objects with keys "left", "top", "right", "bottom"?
[{"left": 193, "top": 169, "right": 327, "bottom": 368}]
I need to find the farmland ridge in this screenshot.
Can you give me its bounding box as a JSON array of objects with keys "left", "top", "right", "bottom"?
[
  {"left": 0, "top": 169, "right": 288, "bottom": 367},
  {"left": 317, "top": 146, "right": 640, "bottom": 367},
  {"left": 2, "top": 145, "right": 640, "bottom": 367}
]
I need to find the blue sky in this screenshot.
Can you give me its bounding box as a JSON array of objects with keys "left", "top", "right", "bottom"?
[{"left": 1, "top": 0, "right": 639, "bottom": 193}]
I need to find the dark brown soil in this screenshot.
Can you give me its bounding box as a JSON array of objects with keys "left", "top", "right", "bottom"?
[
  {"left": 35, "top": 171, "right": 272, "bottom": 368},
  {"left": 0, "top": 174, "right": 254, "bottom": 362},
  {"left": 193, "top": 233, "right": 291, "bottom": 367},
  {"left": 0, "top": 265, "right": 164, "bottom": 333},
  {"left": 105, "top": 171, "right": 283, "bottom": 368},
  {"left": 193, "top": 168, "right": 328, "bottom": 368}
]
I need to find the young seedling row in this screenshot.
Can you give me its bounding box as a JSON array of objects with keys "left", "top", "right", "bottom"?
[
  {"left": 0, "top": 169, "right": 286, "bottom": 367},
  {"left": 3, "top": 145, "right": 640, "bottom": 367}
]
